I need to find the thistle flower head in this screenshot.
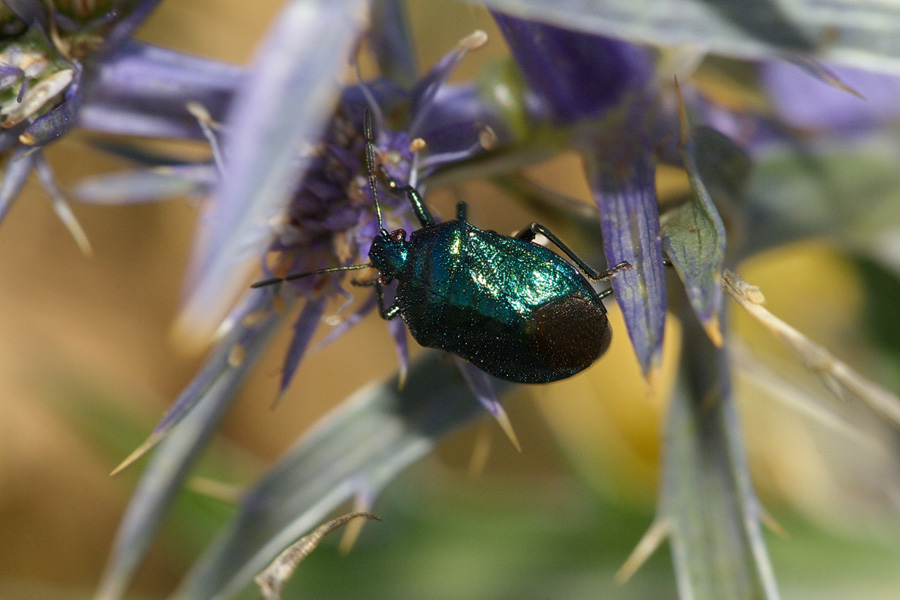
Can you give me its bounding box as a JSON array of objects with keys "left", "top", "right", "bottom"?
[
  {"left": 86, "top": 4, "right": 900, "bottom": 600},
  {"left": 102, "top": 27, "right": 503, "bottom": 481},
  {"left": 264, "top": 104, "right": 419, "bottom": 289},
  {"left": 0, "top": 0, "right": 156, "bottom": 144},
  {"left": 0, "top": 0, "right": 165, "bottom": 254}
]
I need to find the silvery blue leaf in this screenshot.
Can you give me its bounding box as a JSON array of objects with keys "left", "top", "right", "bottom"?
[
  {"left": 174, "top": 352, "right": 503, "bottom": 600},
  {"left": 180, "top": 0, "right": 368, "bottom": 340},
  {"left": 479, "top": 0, "right": 900, "bottom": 74}
]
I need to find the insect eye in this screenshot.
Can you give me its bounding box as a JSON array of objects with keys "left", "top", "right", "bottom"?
[{"left": 391, "top": 229, "right": 406, "bottom": 241}]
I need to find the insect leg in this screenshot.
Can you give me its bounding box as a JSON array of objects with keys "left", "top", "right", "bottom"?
[
  {"left": 363, "top": 110, "right": 435, "bottom": 229},
  {"left": 377, "top": 165, "right": 435, "bottom": 228},
  {"left": 515, "top": 222, "right": 631, "bottom": 281},
  {"left": 364, "top": 109, "right": 388, "bottom": 233},
  {"left": 352, "top": 278, "right": 401, "bottom": 320},
  {"left": 456, "top": 201, "right": 467, "bottom": 222}
]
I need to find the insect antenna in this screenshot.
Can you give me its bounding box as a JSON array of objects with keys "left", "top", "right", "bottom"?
[
  {"left": 251, "top": 263, "right": 374, "bottom": 289},
  {"left": 363, "top": 108, "right": 389, "bottom": 236},
  {"left": 354, "top": 62, "right": 386, "bottom": 138}
]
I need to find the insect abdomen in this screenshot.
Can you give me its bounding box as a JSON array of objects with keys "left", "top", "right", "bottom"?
[
  {"left": 401, "top": 284, "right": 610, "bottom": 383},
  {"left": 527, "top": 292, "right": 611, "bottom": 379}
]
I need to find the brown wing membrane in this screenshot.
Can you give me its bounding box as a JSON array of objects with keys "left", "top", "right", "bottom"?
[{"left": 531, "top": 293, "right": 611, "bottom": 372}]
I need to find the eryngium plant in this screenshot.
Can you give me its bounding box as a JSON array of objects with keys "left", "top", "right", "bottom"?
[{"left": 6, "top": 1, "right": 900, "bottom": 599}]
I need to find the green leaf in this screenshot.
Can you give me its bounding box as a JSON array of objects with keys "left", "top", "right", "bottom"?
[
  {"left": 662, "top": 126, "right": 743, "bottom": 344},
  {"left": 745, "top": 135, "right": 900, "bottom": 255},
  {"left": 660, "top": 310, "right": 779, "bottom": 599}
]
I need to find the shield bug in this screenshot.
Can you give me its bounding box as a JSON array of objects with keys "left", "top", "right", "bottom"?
[{"left": 253, "top": 110, "right": 630, "bottom": 383}]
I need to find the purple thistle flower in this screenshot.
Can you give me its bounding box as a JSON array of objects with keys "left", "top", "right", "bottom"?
[
  {"left": 492, "top": 11, "right": 673, "bottom": 377},
  {"left": 161, "top": 37, "right": 503, "bottom": 444},
  {"left": 95, "top": 16, "right": 510, "bottom": 596},
  {"left": 0, "top": 0, "right": 166, "bottom": 249},
  {"left": 256, "top": 103, "right": 427, "bottom": 391},
  {"left": 493, "top": 13, "right": 653, "bottom": 123},
  {"left": 81, "top": 40, "right": 243, "bottom": 140},
  {"left": 64, "top": 2, "right": 900, "bottom": 599},
  {"left": 761, "top": 60, "right": 900, "bottom": 134}
]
